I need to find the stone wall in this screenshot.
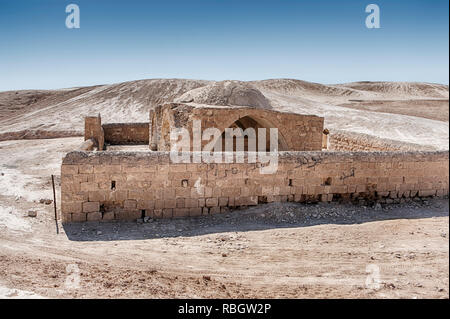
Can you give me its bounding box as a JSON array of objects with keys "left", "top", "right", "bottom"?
[
  {"left": 0, "top": 129, "right": 82, "bottom": 142},
  {"left": 103, "top": 123, "right": 149, "bottom": 145},
  {"left": 329, "top": 130, "right": 436, "bottom": 152},
  {"left": 150, "top": 103, "right": 324, "bottom": 152},
  {"left": 84, "top": 115, "right": 149, "bottom": 148},
  {"left": 60, "top": 150, "right": 449, "bottom": 222},
  {"left": 84, "top": 115, "right": 104, "bottom": 150}
]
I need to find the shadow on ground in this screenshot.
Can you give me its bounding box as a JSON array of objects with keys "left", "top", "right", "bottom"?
[{"left": 62, "top": 198, "right": 449, "bottom": 242}]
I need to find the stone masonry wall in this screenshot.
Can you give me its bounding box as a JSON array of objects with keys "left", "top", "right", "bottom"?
[
  {"left": 84, "top": 116, "right": 149, "bottom": 148},
  {"left": 329, "top": 131, "right": 436, "bottom": 152},
  {"left": 150, "top": 104, "right": 324, "bottom": 152},
  {"left": 60, "top": 151, "right": 449, "bottom": 222},
  {"left": 103, "top": 123, "right": 149, "bottom": 145},
  {"left": 84, "top": 115, "right": 104, "bottom": 150}
]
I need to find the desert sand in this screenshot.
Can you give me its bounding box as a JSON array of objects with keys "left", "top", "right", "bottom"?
[
  {"left": 0, "top": 79, "right": 448, "bottom": 298},
  {"left": 0, "top": 79, "right": 448, "bottom": 149}
]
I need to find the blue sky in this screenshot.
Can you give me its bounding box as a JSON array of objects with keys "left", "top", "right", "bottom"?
[{"left": 0, "top": 0, "right": 448, "bottom": 91}]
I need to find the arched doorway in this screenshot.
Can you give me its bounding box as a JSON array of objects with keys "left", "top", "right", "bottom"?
[{"left": 214, "top": 115, "right": 288, "bottom": 152}]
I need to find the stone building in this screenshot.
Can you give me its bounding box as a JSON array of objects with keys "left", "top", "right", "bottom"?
[
  {"left": 60, "top": 103, "right": 448, "bottom": 222},
  {"left": 84, "top": 103, "right": 324, "bottom": 152}
]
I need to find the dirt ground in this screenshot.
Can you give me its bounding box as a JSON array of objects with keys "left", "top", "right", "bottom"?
[
  {"left": 338, "top": 99, "right": 449, "bottom": 122},
  {"left": 0, "top": 137, "right": 448, "bottom": 299}
]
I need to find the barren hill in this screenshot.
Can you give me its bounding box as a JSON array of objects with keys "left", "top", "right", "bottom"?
[
  {"left": 175, "top": 80, "right": 272, "bottom": 109},
  {"left": 0, "top": 78, "right": 448, "bottom": 149},
  {"left": 333, "top": 81, "right": 449, "bottom": 99}
]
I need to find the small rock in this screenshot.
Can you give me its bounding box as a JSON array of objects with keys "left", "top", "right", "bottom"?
[
  {"left": 27, "top": 210, "right": 37, "bottom": 217},
  {"left": 374, "top": 203, "right": 382, "bottom": 211},
  {"left": 96, "top": 231, "right": 102, "bottom": 235},
  {"left": 385, "top": 283, "right": 396, "bottom": 289},
  {"left": 222, "top": 253, "right": 227, "bottom": 257},
  {"left": 202, "top": 275, "right": 211, "bottom": 281}
]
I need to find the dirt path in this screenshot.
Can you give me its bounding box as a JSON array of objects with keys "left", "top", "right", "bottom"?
[{"left": 0, "top": 199, "right": 448, "bottom": 299}]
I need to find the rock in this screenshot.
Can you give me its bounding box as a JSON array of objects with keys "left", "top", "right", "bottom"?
[
  {"left": 27, "top": 210, "right": 37, "bottom": 217},
  {"left": 222, "top": 253, "right": 227, "bottom": 257},
  {"left": 374, "top": 203, "right": 382, "bottom": 211},
  {"left": 39, "top": 199, "right": 53, "bottom": 205},
  {"left": 96, "top": 231, "right": 102, "bottom": 235},
  {"left": 384, "top": 283, "right": 396, "bottom": 289},
  {"left": 202, "top": 275, "right": 211, "bottom": 281}
]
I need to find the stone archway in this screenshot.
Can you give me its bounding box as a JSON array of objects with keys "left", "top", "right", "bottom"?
[{"left": 213, "top": 115, "right": 289, "bottom": 152}]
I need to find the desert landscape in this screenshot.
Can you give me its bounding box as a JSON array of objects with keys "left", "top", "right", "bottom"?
[{"left": 0, "top": 78, "right": 448, "bottom": 298}]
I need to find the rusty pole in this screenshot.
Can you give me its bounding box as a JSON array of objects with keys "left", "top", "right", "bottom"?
[{"left": 51, "top": 175, "right": 59, "bottom": 234}]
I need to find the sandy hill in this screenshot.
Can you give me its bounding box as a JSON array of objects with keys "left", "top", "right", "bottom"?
[
  {"left": 175, "top": 80, "right": 272, "bottom": 109},
  {"left": 0, "top": 78, "right": 448, "bottom": 150},
  {"left": 333, "top": 81, "right": 449, "bottom": 99}
]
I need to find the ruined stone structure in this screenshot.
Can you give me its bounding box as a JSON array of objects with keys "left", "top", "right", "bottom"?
[
  {"left": 149, "top": 103, "right": 324, "bottom": 152},
  {"left": 60, "top": 103, "right": 449, "bottom": 222},
  {"left": 84, "top": 114, "right": 149, "bottom": 150}
]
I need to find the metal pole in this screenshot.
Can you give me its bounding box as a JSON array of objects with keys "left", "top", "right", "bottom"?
[{"left": 51, "top": 175, "right": 59, "bottom": 234}]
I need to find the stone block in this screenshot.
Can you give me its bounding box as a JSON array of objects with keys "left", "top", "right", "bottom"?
[
  {"left": 83, "top": 201, "right": 100, "bottom": 213},
  {"left": 123, "top": 200, "right": 137, "bottom": 209},
  {"left": 205, "top": 198, "right": 218, "bottom": 207},
  {"left": 87, "top": 212, "right": 102, "bottom": 221}
]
